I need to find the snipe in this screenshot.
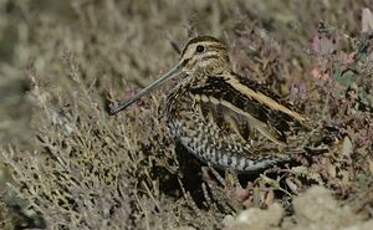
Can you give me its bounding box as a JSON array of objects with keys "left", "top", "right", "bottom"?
[{"left": 109, "top": 36, "right": 314, "bottom": 173}]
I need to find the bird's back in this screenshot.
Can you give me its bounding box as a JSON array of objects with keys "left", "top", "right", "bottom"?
[{"left": 165, "top": 71, "right": 308, "bottom": 172}]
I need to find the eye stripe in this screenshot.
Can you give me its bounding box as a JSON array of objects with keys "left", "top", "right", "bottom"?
[
  {"left": 181, "top": 36, "right": 226, "bottom": 56},
  {"left": 207, "top": 45, "right": 226, "bottom": 51}
]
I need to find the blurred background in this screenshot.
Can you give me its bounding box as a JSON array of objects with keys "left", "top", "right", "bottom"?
[
  {"left": 0, "top": 0, "right": 370, "bottom": 145},
  {"left": 0, "top": 0, "right": 372, "bottom": 229}
]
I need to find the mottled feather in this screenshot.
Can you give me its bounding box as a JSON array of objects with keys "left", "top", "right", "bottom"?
[{"left": 110, "top": 35, "right": 313, "bottom": 173}]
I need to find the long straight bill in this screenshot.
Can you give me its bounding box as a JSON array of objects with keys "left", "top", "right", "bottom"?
[{"left": 109, "top": 61, "right": 184, "bottom": 115}]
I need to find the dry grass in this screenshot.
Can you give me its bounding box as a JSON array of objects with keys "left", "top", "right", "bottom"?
[{"left": 0, "top": 0, "right": 372, "bottom": 229}]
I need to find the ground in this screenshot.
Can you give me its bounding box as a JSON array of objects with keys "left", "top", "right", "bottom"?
[{"left": 0, "top": 0, "right": 372, "bottom": 229}]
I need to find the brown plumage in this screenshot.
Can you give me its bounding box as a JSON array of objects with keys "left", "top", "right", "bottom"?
[{"left": 109, "top": 35, "right": 312, "bottom": 173}]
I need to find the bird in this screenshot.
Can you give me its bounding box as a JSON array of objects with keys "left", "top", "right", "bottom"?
[{"left": 109, "top": 35, "right": 319, "bottom": 173}]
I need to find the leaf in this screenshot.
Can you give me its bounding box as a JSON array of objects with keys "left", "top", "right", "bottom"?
[
  {"left": 334, "top": 69, "right": 355, "bottom": 88},
  {"left": 310, "top": 34, "right": 336, "bottom": 55}
]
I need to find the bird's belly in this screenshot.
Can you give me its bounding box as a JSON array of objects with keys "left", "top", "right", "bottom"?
[{"left": 166, "top": 113, "right": 288, "bottom": 173}]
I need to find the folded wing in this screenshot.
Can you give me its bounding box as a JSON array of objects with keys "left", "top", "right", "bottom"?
[{"left": 189, "top": 73, "right": 307, "bottom": 146}]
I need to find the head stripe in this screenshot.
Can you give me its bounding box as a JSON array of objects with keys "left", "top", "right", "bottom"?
[{"left": 181, "top": 36, "right": 225, "bottom": 56}]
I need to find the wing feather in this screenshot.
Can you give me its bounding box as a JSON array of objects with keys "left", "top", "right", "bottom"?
[{"left": 190, "top": 74, "right": 307, "bottom": 146}]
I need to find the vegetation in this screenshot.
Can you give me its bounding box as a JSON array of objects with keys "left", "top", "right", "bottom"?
[{"left": 0, "top": 0, "right": 372, "bottom": 229}]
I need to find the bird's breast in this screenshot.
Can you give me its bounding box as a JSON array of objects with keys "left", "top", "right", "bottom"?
[{"left": 165, "top": 86, "right": 195, "bottom": 136}]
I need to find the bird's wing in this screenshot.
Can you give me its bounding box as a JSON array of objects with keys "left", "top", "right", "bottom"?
[{"left": 189, "top": 73, "right": 308, "bottom": 146}]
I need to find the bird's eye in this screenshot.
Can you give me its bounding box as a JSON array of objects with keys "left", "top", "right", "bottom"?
[{"left": 196, "top": 45, "right": 205, "bottom": 53}]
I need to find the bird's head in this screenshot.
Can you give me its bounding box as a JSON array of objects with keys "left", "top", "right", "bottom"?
[
  {"left": 179, "top": 36, "right": 230, "bottom": 75},
  {"left": 109, "top": 36, "right": 231, "bottom": 115}
]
